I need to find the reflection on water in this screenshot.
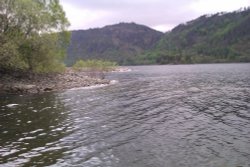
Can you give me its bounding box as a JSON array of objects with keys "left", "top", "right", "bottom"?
[{"left": 1, "top": 64, "right": 250, "bottom": 167}]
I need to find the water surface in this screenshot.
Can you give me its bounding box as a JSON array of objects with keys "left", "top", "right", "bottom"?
[{"left": 1, "top": 64, "right": 250, "bottom": 167}]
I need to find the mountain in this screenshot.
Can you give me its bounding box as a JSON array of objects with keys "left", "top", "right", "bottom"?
[
  {"left": 65, "top": 8, "right": 250, "bottom": 65},
  {"left": 138, "top": 7, "right": 250, "bottom": 64},
  {"left": 65, "top": 22, "right": 163, "bottom": 66}
]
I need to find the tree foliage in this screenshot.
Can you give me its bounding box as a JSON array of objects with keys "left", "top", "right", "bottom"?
[
  {"left": 0, "top": 0, "right": 70, "bottom": 73},
  {"left": 65, "top": 23, "right": 163, "bottom": 66},
  {"left": 143, "top": 8, "right": 250, "bottom": 64},
  {"left": 66, "top": 8, "right": 250, "bottom": 65}
]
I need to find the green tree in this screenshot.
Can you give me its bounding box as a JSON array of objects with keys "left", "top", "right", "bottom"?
[{"left": 0, "top": 0, "right": 70, "bottom": 73}]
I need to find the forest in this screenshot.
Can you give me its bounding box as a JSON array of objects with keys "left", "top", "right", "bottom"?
[
  {"left": 137, "top": 7, "right": 250, "bottom": 64},
  {"left": 66, "top": 8, "right": 250, "bottom": 65}
]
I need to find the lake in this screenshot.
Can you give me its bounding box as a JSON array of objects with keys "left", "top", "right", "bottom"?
[{"left": 1, "top": 64, "right": 250, "bottom": 167}]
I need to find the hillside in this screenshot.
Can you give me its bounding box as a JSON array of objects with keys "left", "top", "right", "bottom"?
[
  {"left": 65, "top": 8, "right": 250, "bottom": 65},
  {"left": 65, "top": 23, "right": 163, "bottom": 66},
  {"left": 137, "top": 8, "right": 250, "bottom": 64}
]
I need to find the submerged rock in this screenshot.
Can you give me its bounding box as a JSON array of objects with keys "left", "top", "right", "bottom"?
[{"left": 187, "top": 87, "right": 201, "bottom": 93}]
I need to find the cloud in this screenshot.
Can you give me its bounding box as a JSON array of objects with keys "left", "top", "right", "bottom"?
[
  {"left": 60, "top": 0, "right": 250, "bottom": 32},
  {"left": 190, "top": 0, "right": 250, "bottom": 13},
  {"left": 152, "top": 24, "right": 176, "bottom": 32},
  {"left": 61, "top": 1, "right": 112, "bottom": 30}
]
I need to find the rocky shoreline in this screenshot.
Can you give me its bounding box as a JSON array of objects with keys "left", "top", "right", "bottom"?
[{"left": 0, "top": 68, "right": 110, "bottom": 94}]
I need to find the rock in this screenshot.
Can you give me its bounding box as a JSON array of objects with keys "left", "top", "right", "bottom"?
[
  {"left": 110, "top": 80, "right": 118, "bottom": 84},
  {"left": 17, "top": 84, "right": 38, "bottom": 93},
  {"left": 112, "top": 67, "right": 132, "bottom": 72},
  {"left": 44, "top": 87, "right": 53, "bottom": 91},
  {"left": 187, "top": 87, "right": 201, "bottom": 93},
  {"left": 0, "top": 67, "right": 111, "bottom": 94},
  {"left": 22, "top": 84, "right": 37, "bottom": 90},
  {"left": 2, "top": 84, "right": 38, "bottom": 93}
]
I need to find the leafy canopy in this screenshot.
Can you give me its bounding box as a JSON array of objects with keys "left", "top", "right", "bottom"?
[{"left": 0, "top": 0, "right": 70, "bottom": 73}]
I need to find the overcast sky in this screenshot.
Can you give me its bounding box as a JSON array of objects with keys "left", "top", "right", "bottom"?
[{"left": 60, "top": 0, "right": 250, "bottom": 32}]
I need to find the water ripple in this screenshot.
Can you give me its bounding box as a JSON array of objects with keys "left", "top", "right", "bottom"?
[{"left": 1, "top": 64, "right": 250, "bottom": 167}]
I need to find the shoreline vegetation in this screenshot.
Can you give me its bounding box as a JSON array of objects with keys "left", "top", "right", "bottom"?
[{"left": 0, "top": 1, "right": 128, "bottom": 95}]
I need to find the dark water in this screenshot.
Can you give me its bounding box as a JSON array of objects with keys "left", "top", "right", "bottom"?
[{"left": 1, "top": 64, "right": 250, "bottom": 167}]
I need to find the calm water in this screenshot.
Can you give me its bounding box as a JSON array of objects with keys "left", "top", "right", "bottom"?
[{"left": 1, "top": 64, "right": 250, "bottom": 167}]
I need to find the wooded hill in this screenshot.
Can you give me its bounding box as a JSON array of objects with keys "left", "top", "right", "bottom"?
[
  {"left": 66, "top": 23, "right": 163, "bottom": 66},
  {"left": 66, "top": 8, "right": 250, "bottom": 65}
]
